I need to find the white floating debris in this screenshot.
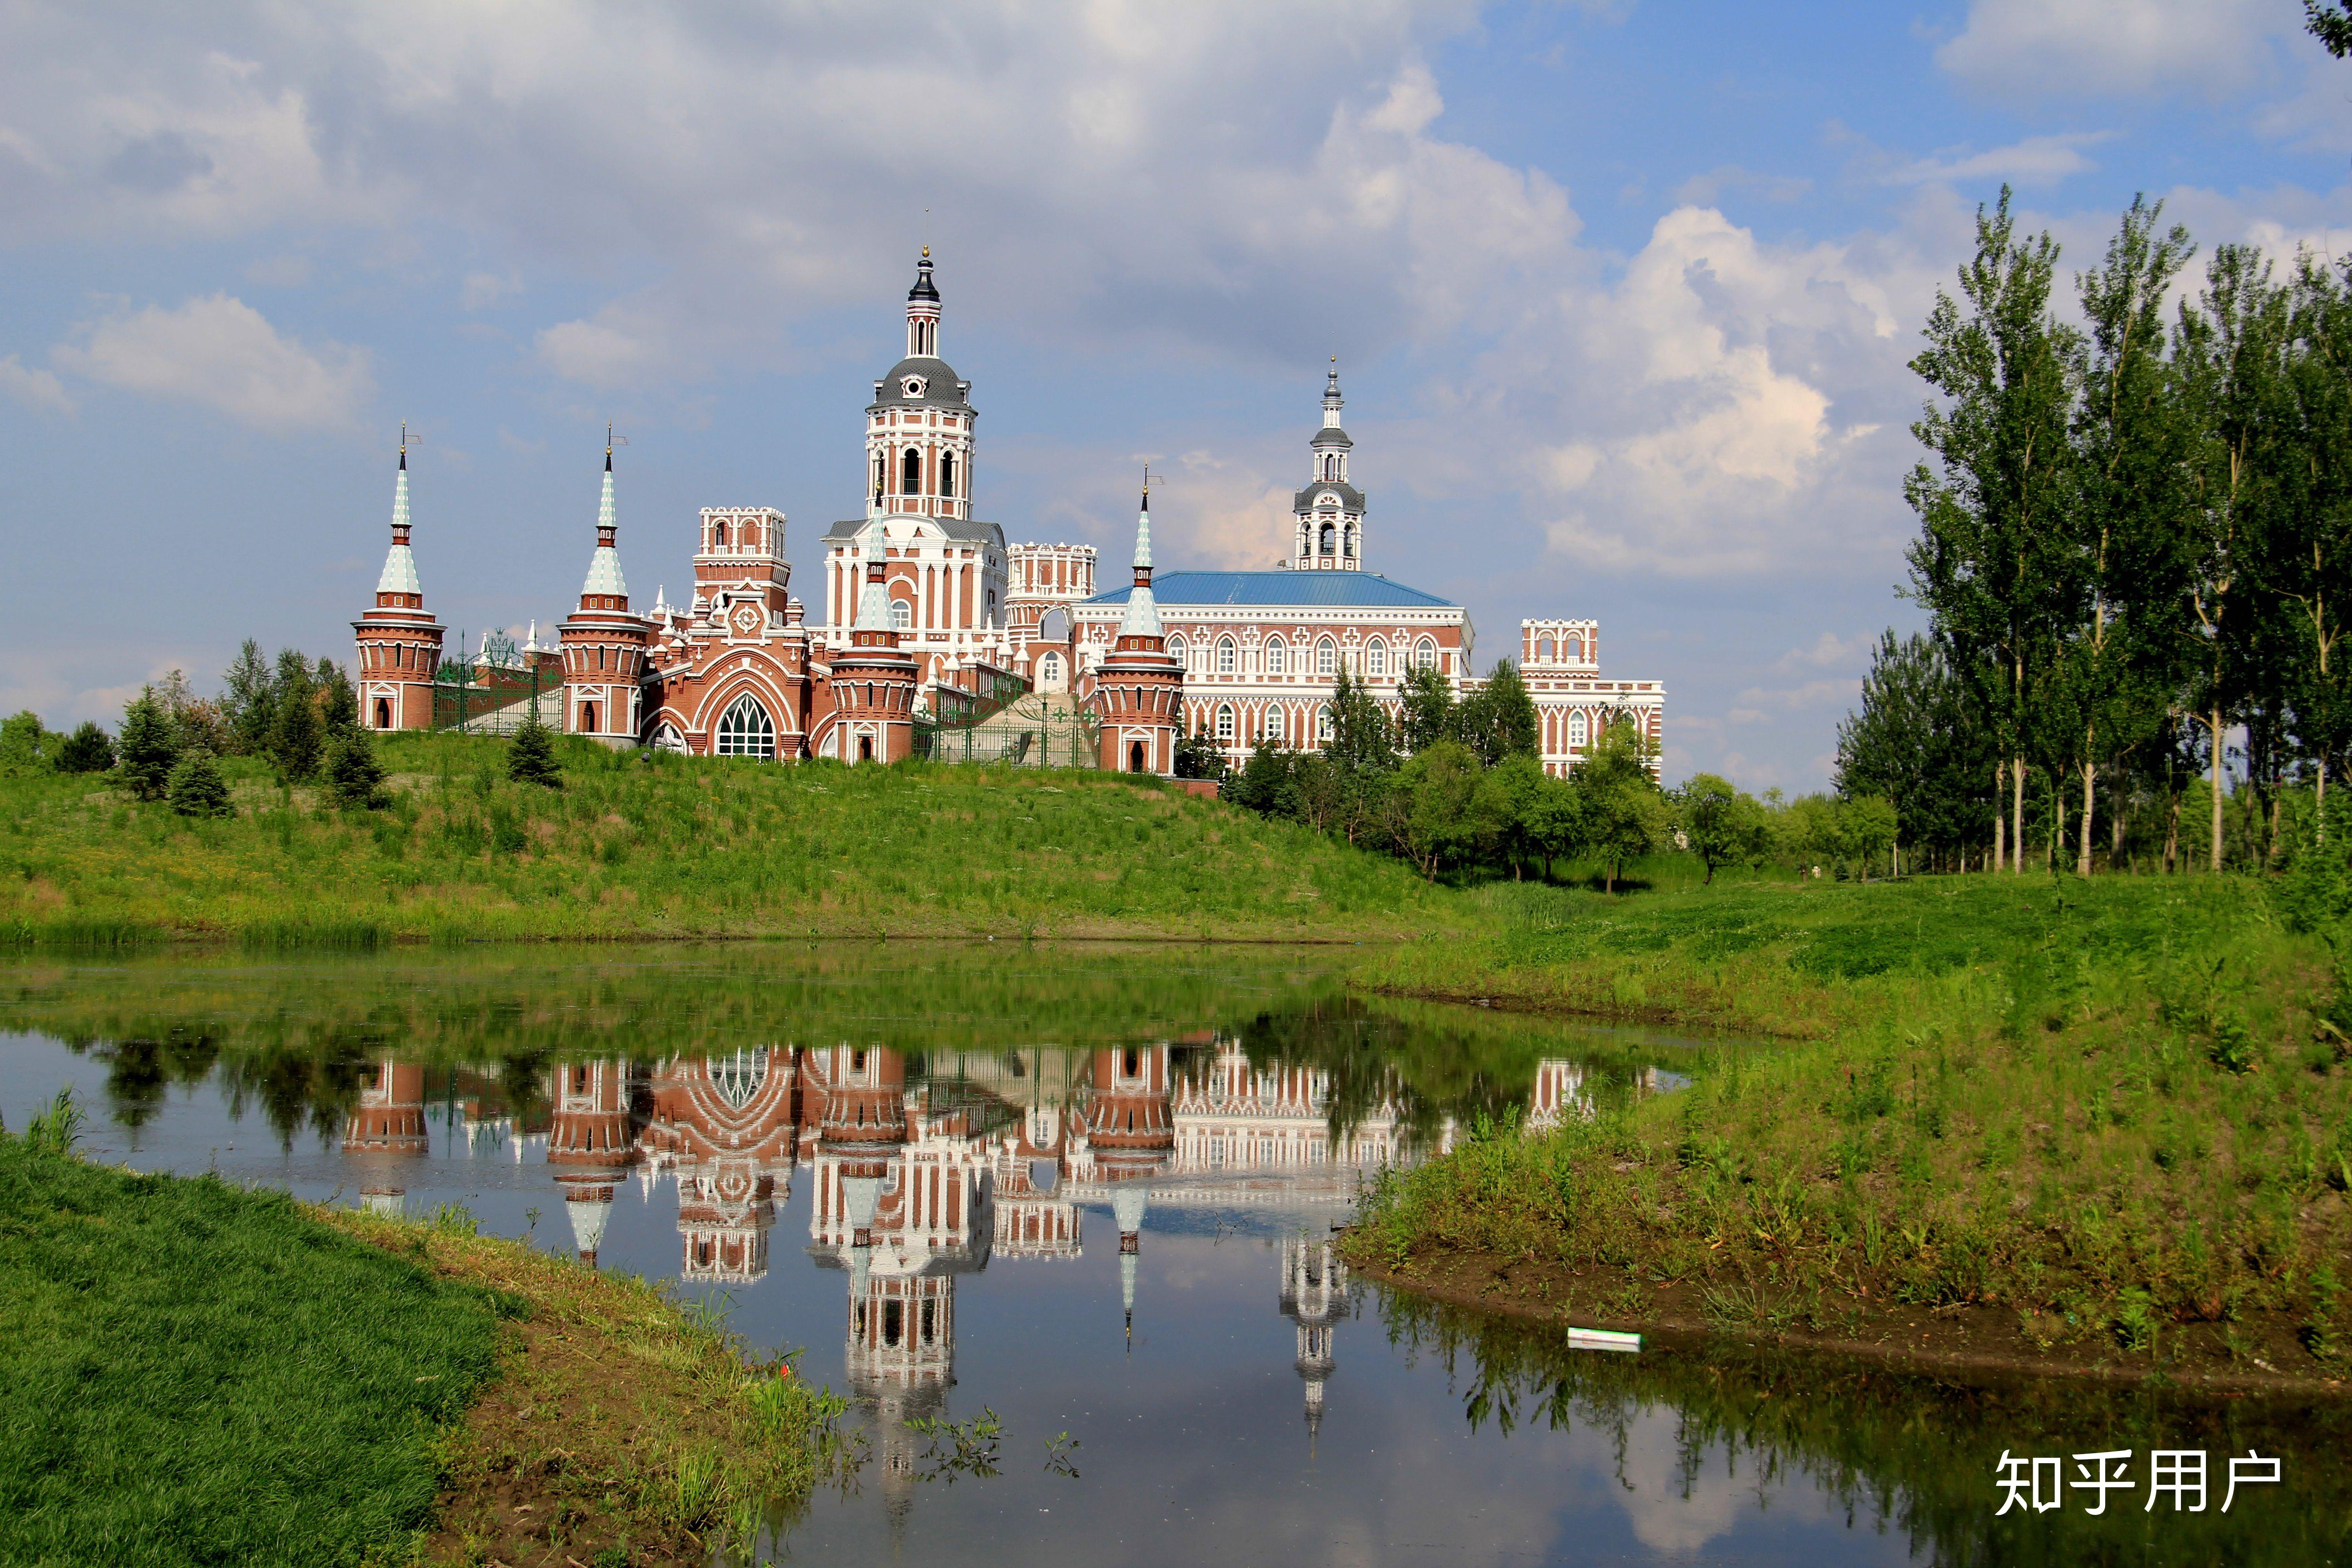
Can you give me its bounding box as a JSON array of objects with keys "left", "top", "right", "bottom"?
[{"left": 1568, "top": 1327, "right": 1642, "bottom": 1354}]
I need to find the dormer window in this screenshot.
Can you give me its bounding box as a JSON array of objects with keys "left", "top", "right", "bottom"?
[
  {"left": 901, "top": 375, "right": 927, "bottom": 399},
  {"left": 1318, "top": 493, "right": 1338, "bottom": 507}
]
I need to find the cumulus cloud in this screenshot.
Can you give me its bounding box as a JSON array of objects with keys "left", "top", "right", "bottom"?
[
  {"left": 1883, "top": 131, "right": 2116, "bottom": 186},
  {"left": 0, "top": 353, "right": 73, "bottom": 413},
  {"left": 1936, "top": 0, "right": 2285, "bottom": 99},
  {"left": 52, "top": 293, "right": 372, "bottom": 431}
]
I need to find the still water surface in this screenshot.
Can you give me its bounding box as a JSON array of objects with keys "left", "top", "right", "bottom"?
[{"left": 1, "top": 945, "right": 2341, "bottom": 1567}]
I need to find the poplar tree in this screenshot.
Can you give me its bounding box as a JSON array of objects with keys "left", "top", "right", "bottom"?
[
  {"left": 2175, "top": 245, "right": 2292, "bottom": 872},
  {"left": 221, "top": 640, "right": 275, "bottom": 756},
  {"left": 1458, "top": 660, "right": 1539, "bottom": 765},
  {"left": 1396, "top": 663, "right": 1456, "bottom": 753},
  {"left": 2281, "top": 254, "right": 2352, "bottom": 827},
  {"left": 1905, "top": 188, "right": 2080, "bottom": 874},
  {"left": 2059, "top": 196, "right": 2197, "bottom": 873}
]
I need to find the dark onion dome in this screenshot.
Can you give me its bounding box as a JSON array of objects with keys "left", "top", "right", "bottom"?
[
  {"left": 1293, "top": 480, "right": 1367, "bottom": 512},
  {"left": 869, "top": 355, "right": 972, "bottom": 412},
  {"left": 908, "top": 249, "right": 941, "bottom": 303}
]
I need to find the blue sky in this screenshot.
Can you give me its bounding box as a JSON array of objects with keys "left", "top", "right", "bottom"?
[{"left": 3, "top": 0, "right": 2349, "bottom": 789}]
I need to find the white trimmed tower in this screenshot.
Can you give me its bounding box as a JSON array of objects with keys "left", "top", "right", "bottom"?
[
  {"left": 826, "top": 512, "right": 921, "bottom": 764},
  {"left": 1293, "top": 360, "right": 1365, "bottom": 571},
  {"left": 867, "top": 248, "right": 976, "bottom": 523},
  {"left": 353, "top": 429, "right": 446, "bottom": 730},
  {"left": 559, "top": 434, "right": 654, "bottom": 746},
  {"left": 1088, "top": 491, "right": 1185, "bottom": 774}
]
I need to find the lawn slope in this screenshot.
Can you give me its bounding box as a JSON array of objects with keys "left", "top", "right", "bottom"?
[{"left": 0, "top": 733, "right": 1460, "bottom": 946}]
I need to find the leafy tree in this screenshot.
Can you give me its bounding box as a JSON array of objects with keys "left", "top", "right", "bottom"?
[
  {"left": 0, "top": 711, "right": 52, "bottom": 775},
  {"left": 1906, "top": 187, "right": 2080, "bottom": 874},
  {"left": 1521, "top": 770, "right": 1583, "bottom": 881},
  {"left": 1396, "top": 663, "right": 1456, "bottom": 753},
  {"left": 55, "top": 722, "right": 116, "bottom": 774},
  {"left": 1472, "top": 754, "right": 1548, "bottom": 879},
  {"left": 1677, "top": 772, "right": 1766, "bottom": 883},
  {"left": 221, "top": 640, "right": 276, "bottom": 756},
  {"left": 1322, "top": 666, "right": 1396, "bottom": 774},
  {"left": 2309, "top": 0, "right": 2352, "bottom": 57},
  {"left": 1567, "top": 717, "right": 1666, "bottom": 892},
  {"left": 1836, "top": 631, "right": 1994, "bottom": 869},
  {"left": 1227, "top": 740, "right": 1298, "bottom": 817},
  {"left": 509, "top": 708, "right": 564, "bottom": 789},
  {"left": 1841, "top": 796, "right": 1900, "bottom": 879},
  {"left": 2059, "top": 196, "right": 2198, "bottom": 874},
  {"left": 2281, "top": 253, "right": 2352, "bottom": 830},
  {"left": 116, "top": 691, "right": 179, "bottom": 802},
  {"left": 165, "top": 749, "right": 232, "bottom": 818},
  {"left": 1384, "top": 740, "right": 1484, "bottom": 880},
  {"left": 1457, "top": 660, "right": 1539, "bottom": 765},
  {"left": 323, "top": 728, "right": 387, "bottom": 810},
  {"left": 2174, "top": 243, "right": 2293, "bottom": 872},
  {"left": 1776, "top": 793, "right": 1844, "bottom": 870},
  {"left": 1173, "top": 729, "right": 1227, "bottom": 782}
]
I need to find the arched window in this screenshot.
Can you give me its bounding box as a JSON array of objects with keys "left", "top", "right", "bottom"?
[
  {"left": 1367, "top": 638, "right": 1387, "bottom": 676},
  {"left": 1317, "top": 706, "right": 1334, "bottom": 742},
  {"left": 1416, "top": 638, "right": 1437, "bottom": 671},
  {"left": 1265, "top": 637, "right": 1287, "bottom": 675},
  {"left": 716, "top": 694, "right": 775, "bottom": 760},
  {"left": 1040, "top": 606, "right": 1069, "bottom": 642},
  {"left": 1167, "top": 634, "right": 1187, "bottom": 667},
  {"left": 1568, "top": 710, "right": 1588, "bottom": 749},
  {"left": 902, "top": 447, "right": 921, "bottom": 495},
  {"left": 1319, "top": 522, "right": 1335, "bottom": 555},
  {"left": 940, "top": 451, "right": 956, "bottom": 498},
  {"left": 872, "top": 456, "right": 885, "bottom": 500},
  {"left": 1216, "top": 637, "right": 1236, "bottom": 675},
  {"left": 1216, "top": 704, "right": 1235, "bottom": 741},
  {"left": 1265, "top": 709, "right": 1285, "bottom": 743},
  {"left": 652, "top": 722, "right": 686, "bottom": 754},
  {"left": 1040, "top": 651, "right": 1062, "bottom": 683},
  {"left": 1538, "top": 636, "right": 1555, "bottom": 662},
  {"left": 891, "top": 600, "right": 911, "bottom": 632},
  {"left": 1343, "top": 524, "right": 1357, "bottom": 559},
  {"left": 1316, "top": 638, "right": 1336, "bottom": 677}
]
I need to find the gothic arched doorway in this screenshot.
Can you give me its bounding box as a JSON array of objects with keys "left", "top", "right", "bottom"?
[
  {"left": 1129, "top": 740, "right": 1145, "bottom": 773},
  {"left": 373, "top": 697, "right": 391, "bottom": 730},
  {"left": 858, "top": 734, "right": 874, "bottom": 762},
  {"left": 581, "top": 701, "right": 598, "bottom": 734}
]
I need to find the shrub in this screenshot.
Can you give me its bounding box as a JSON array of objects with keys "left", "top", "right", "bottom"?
[
  {"left": 323, "top": 728, "right": 388, "bottom": 810},
  {"left": 509, "top": 711, "right": 563, "bottom": 789}
]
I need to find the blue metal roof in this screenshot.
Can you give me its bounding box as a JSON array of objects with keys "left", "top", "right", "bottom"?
[{"left": 1081, "top": 570, "right": 1457, "bottom": 610}]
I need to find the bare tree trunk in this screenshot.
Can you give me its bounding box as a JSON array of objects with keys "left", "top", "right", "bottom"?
[
  {"left": 2110, "top": 779, "right": 2127, "bottom": 871},
  {"left": 2322, "top": 758, "right": 2330, "bottom": 844},
  {"left": 1993, "top": 760, "right": 2007, "bottom": 872},
  {"left": 2210, "top": 706, "right": 2225, "bottom": 873},
  {"left": 2078, "top": 731, "right": 2096, "bottom": 876},
  {"left": 2164, "top": 786, "right": 2181, "bottom": 875}
]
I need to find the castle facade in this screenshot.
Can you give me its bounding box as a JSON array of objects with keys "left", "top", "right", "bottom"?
[{"left": 354, "top": 253, "right": 1661, "bottom": 776}]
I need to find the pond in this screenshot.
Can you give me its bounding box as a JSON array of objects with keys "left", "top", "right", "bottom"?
[{"left": 2, "top": 944, "right": 2343, "bottom": 1567}]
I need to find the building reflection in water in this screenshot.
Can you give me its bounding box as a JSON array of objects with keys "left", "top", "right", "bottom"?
[
  {"left": 487, "top": 1035, "right": 1643, "bottom": 1514},
  {"left": 343, "top": 1058, "right": 429, "bottom": 1217}
]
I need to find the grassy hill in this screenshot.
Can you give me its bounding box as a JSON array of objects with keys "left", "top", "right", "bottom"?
[{"left": 0, "top": 732, "right": 1464, "bottom": 946}]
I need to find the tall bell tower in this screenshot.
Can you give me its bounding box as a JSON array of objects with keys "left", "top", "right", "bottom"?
[{"left": 1293, "top": 361, "right": 1365, "bottom": 571}]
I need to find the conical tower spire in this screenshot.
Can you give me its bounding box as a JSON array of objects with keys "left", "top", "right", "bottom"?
[
  {"left": 580, "top": 425, "right": 628, "bottom": 605},
  {"left": 855, "top": 519, "right": 893, "bottom": 632},
  {"left": 376, "top": 423, "right": 422, "bottom": 598},
  {"left": 1118, "top": 480, "right": 1160, "bottom": 639}
]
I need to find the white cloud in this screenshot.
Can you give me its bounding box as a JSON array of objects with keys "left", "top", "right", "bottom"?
[
  {"left": 1727, "top": 678, "right": 1861, "bottom": 723},
  {"left": 1671, "top": 165, "right": 1812, "bottom": 205},
  {"left": 52, "top": 293, "right": 372, "bottom": 431},
  {"left": 1883, "top": 131, "right": 2116, "bottom": 186},
  {"left": 460, "top": 270, "right": 519, "bottom": 310},
  {"left": 1775, "top": 629, "right": 1875, "bottom": 672},
  {"left": 0, "top": 353, "right": 73, "bottom": 413},
  {"left": 242, "top": 252, "right": 310, "bottom": 286},
  {"left": 1936, "top": 0, "right": 2285, "bottom": 99}
]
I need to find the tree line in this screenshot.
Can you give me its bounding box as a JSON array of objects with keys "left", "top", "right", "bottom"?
[
  {"left": 1206, "top": 663, "right": 1900, "bottom": 887},
  {"left": 1839, "top": 187, "right": 2352, "bottom": 877}
]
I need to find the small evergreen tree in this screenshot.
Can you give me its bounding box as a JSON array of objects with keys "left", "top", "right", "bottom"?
[
  {"left": 316, "top": 657, "right": 358, "bottom": 735},
  {"left": 165, "top": 749, "right": 232, "bottom": 818},
  {"left": 270, "top": 686, "right": 323, "bottom": 781},
  {"left": 56, "top": 722, "right": 116, "bottom": 774},
  {"left": 509, "top": 708, "right": 563, "bottom": 788},
  {"left": 222, "top": 639, "right": 276, "bottom": 756},
  {"left": 323, "top": 727, "right": 388, "bottom": 810},
  {"left": 117, "top": 691, "right": 179, "bottom": 801}
]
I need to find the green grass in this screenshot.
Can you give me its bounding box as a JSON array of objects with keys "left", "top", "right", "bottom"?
[
  {"left": 0, "top": 733, "right": 1462, "bottom": 946},
  {"left": 0, "top": 1128, "right": 507, "bottom": 1566},
  {"left": 1351, "top": 873, "right": 2352, "bottom": 1370}
]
